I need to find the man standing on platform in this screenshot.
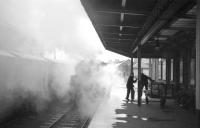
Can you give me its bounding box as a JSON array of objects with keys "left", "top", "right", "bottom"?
[
  {"left": 141, "top": 73, "right": 153, "bottom": 103},
  {"left": 126, "top": 73, "right": 137, "bottom": 101}
]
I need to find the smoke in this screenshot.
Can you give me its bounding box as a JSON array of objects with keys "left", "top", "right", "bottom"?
[
  {"left": 0, "top": 0, "right": 127, "bottom": 122},
  {"left": 0, "top": 51, "right": 124, "bottom": 120},
  {"left": 70, "top": 60, "right": 124, "bottom": 117},
  {"left": 0, "top": 0, "right": 102, "bottom": 58}
]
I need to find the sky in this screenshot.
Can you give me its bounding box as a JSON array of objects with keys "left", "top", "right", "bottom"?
[{"left": 0, "top": 0, "right": 128, "bottom": 62}]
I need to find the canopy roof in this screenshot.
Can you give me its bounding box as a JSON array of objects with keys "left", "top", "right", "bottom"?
[{"left": 81, "top": 0, "right": 196, "bottom": 58}]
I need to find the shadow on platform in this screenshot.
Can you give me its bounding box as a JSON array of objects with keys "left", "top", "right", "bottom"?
[{"left": 112, "top": 100, "right": 198, "bottom": 128}]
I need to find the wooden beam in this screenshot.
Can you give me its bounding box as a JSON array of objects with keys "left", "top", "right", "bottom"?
[
  {"left": 102, "top": 32, "right": 136, "bottom": 36},
  {"left": 102, "top": 33, "right": 136, "bottom": 39},
  {"left": 132, "top": 0, "right": 191, "bottom": 54},
  {"left": 104, "top": 38, "right": 134, "bottom": 41},
  {"left": 129, "top": 53, "right": 166, "bottom": 58},
  {"left": 132, "top": 46, "right": 138, "bottom": 53},
  {"left": 96, "top": 9, "right": 148, "bottom": 16},
  {"left": 153, "top": 35, "right": 171, "bottom": 39},
  {"left": 166, "top": 26, "right": 195, "bottom": 31},
  {"left": 176, "top": 14, "right": 196, "bottom": 19},
  {"left": 101, "top": 30, "right": 136, "bottom": 36},
  {"left": 107, "top": 47, "right": 131, "bottom": 57},
  {"left": 97, "top": 24, "right": 141, "bottom": 29}
]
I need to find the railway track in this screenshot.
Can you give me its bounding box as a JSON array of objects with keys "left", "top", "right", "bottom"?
[
  {"left": 0, "top": 102, "right": 92, "bottom": 128},
  {"left": 39, "top": 104, "right": 91, "bottom": 128}
]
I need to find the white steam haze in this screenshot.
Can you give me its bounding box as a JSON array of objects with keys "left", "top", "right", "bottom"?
[
  {"left": 0, "top": 0, "right": 99, "bottom": 58},
  {"left": 0, "top": 0, "right": 127, "bottom": 61},
  {"left": 0, "top": 0, "right": 127, "bottom": 120}
]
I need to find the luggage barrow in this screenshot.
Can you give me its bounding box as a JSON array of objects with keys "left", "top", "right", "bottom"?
[{"left": 145, "top": 81, "right": 167, "bottom": 107}]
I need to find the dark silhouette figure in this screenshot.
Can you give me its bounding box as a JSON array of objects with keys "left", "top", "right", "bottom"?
[
  {"left": 140, "top": 73, "right": 153, "bottom": 103},
  {"left": 125, "top": 74, "right": 137, "bottom": 101}
]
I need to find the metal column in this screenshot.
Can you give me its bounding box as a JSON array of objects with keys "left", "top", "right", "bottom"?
[
  {"left": 166, "top": 57, "right": 171, "bottom": 99},
  {"left": 196, "top": 0, "right": 200, "bottom": 127},
  {"left": 161, "top": 59, "right": 163, "bottom": 80},
  {"left": 173, "top": 54, "right": 180, "bottom": 86},
  {"left": 131, "top": 57, "right": 133, "bottom": 75},
  {"left": 183, "top": 48, "right": 191, "bottom": 90},
  {"left": 137, "top": 45, "right": 142, "bottom": 106},
  {"left": 155, "top": 59, "right": 159, "bottom": 81},
  {"left": 149, "top": 59, "right": 152, "bottom": 78},
  {"left": 151, "top": 59, "right": 156, "bottom": 80},
  {"left": 173, "top": 54, "right": 180, "bottom": 97}
]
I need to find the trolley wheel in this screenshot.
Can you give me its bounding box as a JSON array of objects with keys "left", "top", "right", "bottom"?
[
  {"left": 145, "top": 96, "right": 149, "bottom": 104},
  {"left": 160, "top": 97, "right": 166, "bottom": 107}
]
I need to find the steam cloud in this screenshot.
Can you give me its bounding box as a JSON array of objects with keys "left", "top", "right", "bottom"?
[
  {"left": 0, "top": 0, "right": 126, "bottom": 122},
  {"left": 0, "top": 0, "right": 102, "bottom": 58},
  {"left": 70, "top": 60, "right": 122, "bottom": 117},
  {"left": 0, "top": 51, "right": 123, "bottom": 120}
]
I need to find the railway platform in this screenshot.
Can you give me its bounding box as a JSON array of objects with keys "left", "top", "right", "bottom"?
[{"left": 88, "top": 83, "right": 198, "bottom": 128}]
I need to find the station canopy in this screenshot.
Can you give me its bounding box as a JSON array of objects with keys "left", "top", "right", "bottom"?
[{"left": 81, "top": 0, "right": 196, "bottom": 58}]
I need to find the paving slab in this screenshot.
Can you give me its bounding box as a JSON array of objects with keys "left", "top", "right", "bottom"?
[{"left": 89, "top": 84, "right": 198, "bottom": 128}]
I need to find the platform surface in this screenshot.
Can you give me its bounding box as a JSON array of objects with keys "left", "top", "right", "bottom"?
[{"left": 88, "top": 83, "right": 198, "bottom": 128}]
